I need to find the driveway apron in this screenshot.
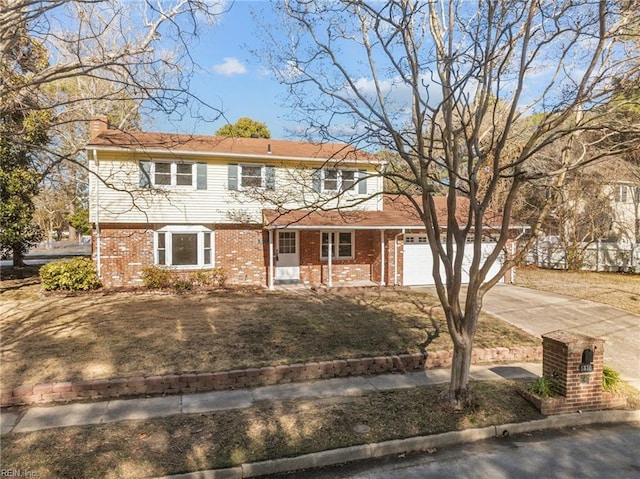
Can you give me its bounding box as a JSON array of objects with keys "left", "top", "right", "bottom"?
[{"left": 481, "top": 284, "right": 640, "bottom": 389}]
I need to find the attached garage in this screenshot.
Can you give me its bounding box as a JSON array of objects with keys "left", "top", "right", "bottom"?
[{"left": 402, "top": 234, "right": 504, "bottom": 286}]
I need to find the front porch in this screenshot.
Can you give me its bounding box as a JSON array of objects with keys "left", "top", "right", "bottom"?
[{"left": 266, "top": 227, "right": 392, "bottom": 289}]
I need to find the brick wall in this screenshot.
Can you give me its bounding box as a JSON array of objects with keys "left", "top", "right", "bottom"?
[
  {"left": 0, "top": 345, "right": 542, "bottom": 407},
  {"left": 93, "top": 225, "right": 154, "bottom": 287},
  {"left": 298, "top": 230, "right": 382, "bottom": 285},
  {"left": 94, "top": 224, "right": 269, "bottom": 287},
  {"left": 215, "top": 226, "right": 268, "bottom": 285},
  {"left": 524, "top": 330, "right": 628, "bottom": 415},
  {"left": 94, "top": 225, "right": 390, "bottom": 288}
]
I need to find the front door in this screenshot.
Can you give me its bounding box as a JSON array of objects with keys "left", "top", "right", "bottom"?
[{"left": 275, "top": 230, "right": 300, "bottom": 283}]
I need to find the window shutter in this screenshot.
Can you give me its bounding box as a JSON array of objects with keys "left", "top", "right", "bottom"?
[
  {"left": 265, "top": 165, "right": 275, "bottom": 190},
  {"left": 228, "top": 163, "right": 238, "bottom": 190},
  {"left": 358, "top": 170, "right": 367, "bottom": 195},
  {"left": 312, "top": 169, "right": 321, "bottom": 193},
  {"left": 196, "top": 162, "right": 207, "bottom": 190},
  {"left": 139, "top": 161, "right": 151, "bottom": 188}
]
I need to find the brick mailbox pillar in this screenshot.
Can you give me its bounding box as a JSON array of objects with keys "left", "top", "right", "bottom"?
[{"left": 538, "top": 330, "right": 626, "bottom": 415}]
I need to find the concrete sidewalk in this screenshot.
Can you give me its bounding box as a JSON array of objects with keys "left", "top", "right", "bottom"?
[{"left": 1, "top": 363, "right": 541, "bottom": 435}]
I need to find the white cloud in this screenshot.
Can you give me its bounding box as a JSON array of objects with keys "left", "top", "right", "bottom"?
[{"left": 213, "top": 57, "right": 247, "bottom": 76}]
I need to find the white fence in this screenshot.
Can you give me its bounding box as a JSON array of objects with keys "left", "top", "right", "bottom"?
[{"left": 525, "top": 240, "right": 640, "bottom": 272}]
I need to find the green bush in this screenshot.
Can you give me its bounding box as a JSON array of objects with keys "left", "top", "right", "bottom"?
[
  {"left": 527, "top": 376, "right": 557, "bottom": 398},
  {"left": 140, "top": 265, "right": 175, "bottom": 289},
  {"left": 602, "top": 366, "right": 621, "bottom": 392},
  {"left": 40, "top": 258, "right": 101, "bottom": 291}
]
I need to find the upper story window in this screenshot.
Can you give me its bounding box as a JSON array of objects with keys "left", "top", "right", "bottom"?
[
  {"left": 228, "top": 163, "right": 275, "bottom": 190},
  {"left": 322, "top": 168, "right": 357, "bottom": 192},
  {"left": 615, "top": 185, "right": 629, "bottom": 203},
  {"left": 313, "top": 168, "right": 367, "bottom": 194},
  {"left": 153, "top": 161, "right": 193, "bottom": 187},
  {"left": 240, "top": 164, "right": 265, "bottom": 188},
  {"left": 139, "top": 160, "right": 207, "bottom": 190}
]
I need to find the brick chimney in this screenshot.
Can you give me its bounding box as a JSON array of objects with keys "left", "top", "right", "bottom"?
[{"left": 90, "top": 116, "right": 110, "bottom": 138}]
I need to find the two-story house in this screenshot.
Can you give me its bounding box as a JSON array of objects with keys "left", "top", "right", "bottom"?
[{"left": 87, "top": 117, "right": 508, "bottom": 288}]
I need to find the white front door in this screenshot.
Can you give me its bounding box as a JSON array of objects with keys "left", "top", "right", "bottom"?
[{"left": 275, "top": 230, "right": 300, "bottom": 283}]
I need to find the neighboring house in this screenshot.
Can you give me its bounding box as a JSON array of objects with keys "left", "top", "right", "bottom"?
[
  {"left": 608, "top": 181, "right": 640, "bottom": 244},
  {"left": 87, "top": 117, "right": 511, "bottom": 288}
]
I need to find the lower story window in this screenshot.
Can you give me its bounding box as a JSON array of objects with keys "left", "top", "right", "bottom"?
[
  {"left": 321, "top": 231, "right": 354, "bottom": 259},
  {"left": 155, "top": 227, "right": 213, "bottom": 267}
]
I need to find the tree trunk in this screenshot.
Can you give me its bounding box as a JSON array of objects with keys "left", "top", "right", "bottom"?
[
  {"left": 449, "top": 335, "right": 474, "bottom": 409},
  {"left": 12, "top": 248, "right": 25, "bottom": 267}
]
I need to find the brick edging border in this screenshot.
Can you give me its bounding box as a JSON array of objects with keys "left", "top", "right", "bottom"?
[{"left": 0, "top": 346, "right": 542, "bottom": 407}]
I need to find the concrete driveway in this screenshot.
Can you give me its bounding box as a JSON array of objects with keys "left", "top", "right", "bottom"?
[{"left": 481, "top": 284, "right": 640, "bottom": 389}]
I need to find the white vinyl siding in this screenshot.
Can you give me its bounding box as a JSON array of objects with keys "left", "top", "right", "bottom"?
[{"left": 89, "top": 153, "right": 383, "bottom": 223}]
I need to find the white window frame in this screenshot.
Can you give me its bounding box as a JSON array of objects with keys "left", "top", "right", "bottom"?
[
  {"left": 151, "top": 160, "right": 195, "bottom": 188},
  {"left": 404, "top": 234, "right": 428, "bottom": 244},
  {"left": 320, "top": 230, "right": 355, "bottom": 260},
  {"left": 154, "top": 225, "right": 214, "bottom": 268},
  {"left": 322, "top": 168, "right": 358, "bottom": 193},
  {"left": 239, "top": 164, "right": 265, "bottom": 189}
]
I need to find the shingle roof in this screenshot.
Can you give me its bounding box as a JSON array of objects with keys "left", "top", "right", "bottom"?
[
  {"left": 87, "top": 129, "right": 380, "bottom": 164},
  {"left": 264, "top": 195, "right": 512, "bottom": 230}
]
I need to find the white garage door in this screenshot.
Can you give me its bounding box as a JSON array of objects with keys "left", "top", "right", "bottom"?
[{"left": 403, "top": 234, "right": 504, "bottom": 286}]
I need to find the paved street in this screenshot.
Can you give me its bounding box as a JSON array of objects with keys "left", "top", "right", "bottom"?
[
  {"left": 286, "top": 423, "right": 640, "bottom": 479},
  {"left": 481, "top": 284, "right": 640, "bottom": 389}
]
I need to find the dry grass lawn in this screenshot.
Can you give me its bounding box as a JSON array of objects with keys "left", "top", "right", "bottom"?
[
  {"left": 515, "top": 266, "right": 640, "bottom": 316},
  {"left": 0, "top": 268, "right": 538, "bottom": 388},
  {"left": 0, "top": 381, "right": 546, "bottom": 478},
  {"left": 2, "top": 379, "right": 638, "bottom": 478}
]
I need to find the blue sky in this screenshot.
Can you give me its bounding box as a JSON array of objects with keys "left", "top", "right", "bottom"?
[{"left": 153, "top": 1, "right": 295, "bottom": 139}]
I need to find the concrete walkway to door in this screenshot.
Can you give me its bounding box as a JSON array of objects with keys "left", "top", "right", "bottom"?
[{"left": 481, "top": 285, "right": 640, "bottom": 389}]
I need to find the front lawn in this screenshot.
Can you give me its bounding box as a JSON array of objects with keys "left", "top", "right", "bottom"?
[
  {"left": 515, "top": 266, "right": 640, "bottom": 315},
  {"left": 0, "top": 276, "right": 538, "bottom": 388}
]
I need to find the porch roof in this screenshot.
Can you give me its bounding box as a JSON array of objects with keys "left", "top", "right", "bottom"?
[
  {"left": 263, "top": 195, "right": 520, "bottom": 231},
  {"left": 263, "top": 208, "right": 424, "bottom": 230}
]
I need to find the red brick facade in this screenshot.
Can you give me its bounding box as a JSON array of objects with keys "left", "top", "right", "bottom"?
[
  {"left": 93, "top": 224, "right": 394, "bottom": 287},
  {"left": 94, "top": 224, "right": 513, "bottom": 288},
  {"left": 92, "top": 225, "right": 154, "bottom": 287}
]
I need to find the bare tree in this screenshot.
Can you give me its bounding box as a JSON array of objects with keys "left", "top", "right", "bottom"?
[
  {"left": 261, "top": 0, "right": 640, "bottom": 407},
  {"left": 1, "top": 0, "right": 226, "bottom": 180}
]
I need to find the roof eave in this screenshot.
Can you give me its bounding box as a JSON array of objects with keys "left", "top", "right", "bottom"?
[{"left": 87, "top": 144, "right": 386, "bottom": 166}]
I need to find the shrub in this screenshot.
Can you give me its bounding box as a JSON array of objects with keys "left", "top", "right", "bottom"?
[
  {"left": 40, "top": 258, "right": 101, "bottom": 291},
  {"left": 602, "top": 366, "right": 621, "bottom": 392},
  {"left": 189, "top": 267, "right": 227, "bottom": 288},
  {"left": 173, "top": 278, "right": 194, "bottom": 292},
  {"left": 190, "top": 270, "right": 213, "bottom": 287},
  {"left": 527, "top": 376, "right": 557, "bottom": 398},
  {"left": 140, "top": 265, "right": 175, "bottom": 289},
  {"left": 212, "top": 267, "right": 227, "bottom": 288}
]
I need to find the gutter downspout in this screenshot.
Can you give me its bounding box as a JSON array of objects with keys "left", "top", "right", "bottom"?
[
  {"left": 328, "top": 233, "right": 333, "bottom": 287},
  {"left": 394, "top": 229, "right": 405, "bottom": 286},
  {"left": 92, "top": 149, "right": 101, "bottom": 279},
  {"left": 268, "top": 229, "right": 274, "bottom": 290},
  {"left": 380, "top": 229, "right": 386, "bottom": 286}
]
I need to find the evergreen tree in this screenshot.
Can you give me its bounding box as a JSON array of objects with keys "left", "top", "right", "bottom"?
[{"left": 1, "top": 15, "right": 51, "bottom": 265}]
